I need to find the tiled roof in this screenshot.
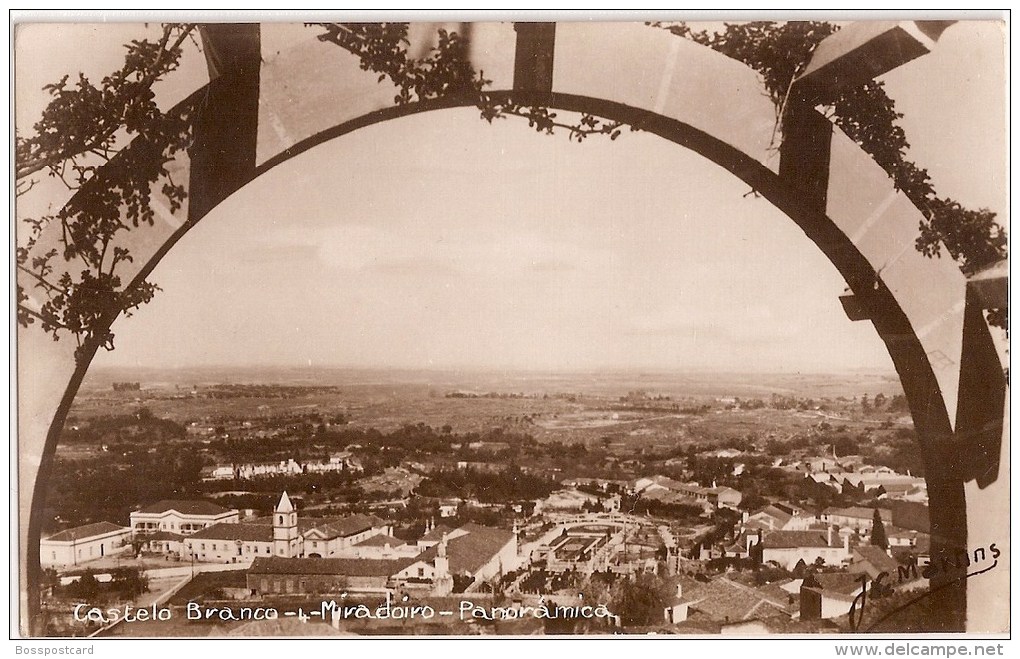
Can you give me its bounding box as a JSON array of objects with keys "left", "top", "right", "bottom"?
[
  {"left": 354, "top": 534, "right": 405, "bottom": 548},
  {"left": 807, "top": 571, "right": 867, "bottom": 596},
  {"left": 416, "top": 524, "right": 515, "bottom": 575},
  {"left": 136, "top": 500, "right": 234, "bottom": 516},
  {"left": 44, "top": 521, "right": 128, "bottom": 543},
  {"left": 750, "top": 505, "right": 793, "bottom": 528},
  {"left": 684, "top": 577, "right": 794, "bottom": 622},
  {"left": 419, "top": 525, "right": 456, "bottom": 542},
  {"left": 851, "top": 545, "right": 901, "bottom": 575},
  {"left": 189, "top": 522, "right": 273, "bottom": 543},
  {"left": 248, "top": 556, "right": 416, "bottom": 577},
  {"left": 303, "top": 514, "right": 387, "bottom": 539},
  {"left": 762, "top": 530, "right": 838, "bottom": 549}
]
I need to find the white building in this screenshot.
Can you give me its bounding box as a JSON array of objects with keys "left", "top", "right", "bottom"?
[
  {"left": 130, "top": 499, "right": 239, "bottom": 536},
  {"left": 819, "top": 507, "right": 892, "bottom": 533},
  {"left": 752, "top": 528, "right": 851, "bottom": 570},
  {"left": 392, "top": 523, "right": 517, "bottom": 593},
  {"left": 41, "top": 522, "right": 132, "bottom": 568}
]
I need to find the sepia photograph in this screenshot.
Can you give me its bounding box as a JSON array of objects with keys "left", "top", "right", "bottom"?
[{"left": 10, "top": 10, "right": 1010, "bottom": 648}]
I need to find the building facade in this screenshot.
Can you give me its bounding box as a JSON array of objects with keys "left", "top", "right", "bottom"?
[
  {"left": 41, "top": 522, "right": 132, "bottom": 568},
  {"left": 130, "top": 500, "right": 239, "bottom": 536}
]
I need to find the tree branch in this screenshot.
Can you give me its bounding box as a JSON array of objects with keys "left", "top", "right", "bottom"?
[
  {"left": 16, "top": 264, "right": 63, "bottom": 295},
  {"left": 16, "top": 24, "right": 195, "bottom": 181},
  {"left": 17, "top": 304, "right": 71, "bottom": 331}
]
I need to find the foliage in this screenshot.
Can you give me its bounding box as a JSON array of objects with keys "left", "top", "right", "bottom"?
[
  {"left": 16, "top": 24, "right": 198, "bottom": 360},
  {"left": 312, "top": 23, "right": 627, "bottom": 142},
  {"left": 44, "top": 445, "right": 206, "bottom": 527},
  {"left": 415, "top": 466, "right": 557, "bottom": 503},
  {"left": 109, "top": 566, "right": 150, "bottom": 598},
  {"left": 60, "top": 407, "right": 186, "bottom": 445},
  {"left": 609, "top": 572, "right": 672, "bottom": 627},
  {"left": 870, "top": 507, "right": 889, "bottom": 549},
  {"left": 64, "top": 571, "right": 102, "bottom": 603},
  {"left": 16, "top": 20, "right": 1005, "bottom": 362},
  {"left": 656, "top": 21, "right": 1006, "bottom": 328}
]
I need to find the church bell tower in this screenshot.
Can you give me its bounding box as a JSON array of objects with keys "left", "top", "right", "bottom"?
[{"left": 274, "top": 491, "right": 299, "bottom": 557}]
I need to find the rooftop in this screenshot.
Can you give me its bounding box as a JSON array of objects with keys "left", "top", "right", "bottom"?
[
  {"left": 189, "top": 522, "right": 274, "bottom": 543},
  {"left": 248, "top": 556, "right": 416, "bottom": 577},
  {"left": 136, "top": 500, "right": 235, "bottom": 517},
  {"left": 416, "top": 524, "right": 515, "bottom": 575},
  {"left": 354, "top": 533, "right": 406, "bottom": 548},
  {"left": 305, "top": 514, "right": 387, "bottom": 539},
  {"left": 44, "top": 521, "right": 128, "bottom": 543},
  {"left": 762, "top": 530, "right": 840, "bottom": 549},
  {"left": 684, "top": 577, "right": 794, "bottom": 622}
]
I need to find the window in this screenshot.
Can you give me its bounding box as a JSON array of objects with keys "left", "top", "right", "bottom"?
[
  {"left": 201, "top": 543, "right": 206, "bottom": 550},
  {"left": 51, "top": 552, "right": 56, "bottom": 560}
]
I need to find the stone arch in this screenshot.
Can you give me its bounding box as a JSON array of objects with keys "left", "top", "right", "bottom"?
[{"left": 17, "top": 21, "right": 1005, "bottom": 633}]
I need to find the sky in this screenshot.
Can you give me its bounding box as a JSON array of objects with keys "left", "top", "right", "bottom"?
[{"left": 13, "top": 18, "right": 1008, "bottom": 374}]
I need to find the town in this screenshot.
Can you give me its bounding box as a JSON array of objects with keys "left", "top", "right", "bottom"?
[{"left": 38, "top": 371, "right": 937, "bottom": 636}]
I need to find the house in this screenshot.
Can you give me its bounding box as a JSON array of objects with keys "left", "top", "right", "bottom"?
[
  {"left": 744, "top": 503, "right": 809, "bottom": 531},
  {"left": 437, "top": 499, "right": 460, "bottom": 518},
  {"left": 393, "top": 523, "right": 517, "bottom": 592},
  {"left": 416, "top": 523, "right": 457, "bottom": 551},
  {"left": 752, "top": 528, "right": 850, "bottom": 570},
  {"left": 41, "top": 522, "right": 132, "bottom": 568},
  {"left": 799, "top": 572, "right": 866, "bottom": 620},
  {"left": 341, "top": 533, "right": 420, "bottom": 560},
  {"left": 704, "top": 486, "right": 742, "bottom": 509},
  {"left": 681, "top": 576, "right": 795, "bottom": 626},
  {"left": 849, "top": 545, "right": 901, "bottom": 580},
  {"left": 185, "top": 520, "right": 275, "bottom": 563},
  {"left": 130, "top": 499, "right": 239, "bottom": 536},
  {"left": 205, "top": 466, "right": 235, "bottom": 480},
  {"left": 820, "top": 507, "right": 892, "bottom": 533},
  {"left": 878, "top": 482, "right": 929, "bottom": 503},
  {"left": 663, "top": 580, "right": 692, "bottom": 624},
  {"left": 887, "top": 528, "right": 926, "bottom": 549},
  {"left": 634, "top": 476, "right": 742, "bottom": 510}
]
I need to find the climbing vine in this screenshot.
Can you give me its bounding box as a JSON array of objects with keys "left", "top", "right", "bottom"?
[
  {"left": 16, "top": 21, "right": 1008, "bottom": 360},
  {"left": 654, "top": 21, "right": 1007, "bottom": 328},
  {"left": 311, "top": 23, "right": 627, "bottom": 142},
  {"left": 15, "top": 23, "right": 198, "bottom": 361}
]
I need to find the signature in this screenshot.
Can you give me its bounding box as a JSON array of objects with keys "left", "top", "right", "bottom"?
[{"left": 848, "top": 542, "right": 1000, "bottom": 632}]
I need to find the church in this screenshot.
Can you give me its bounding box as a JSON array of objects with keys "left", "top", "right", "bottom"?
[{"left": 180, "top": 492, "right": 397, "bottom": 563}]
